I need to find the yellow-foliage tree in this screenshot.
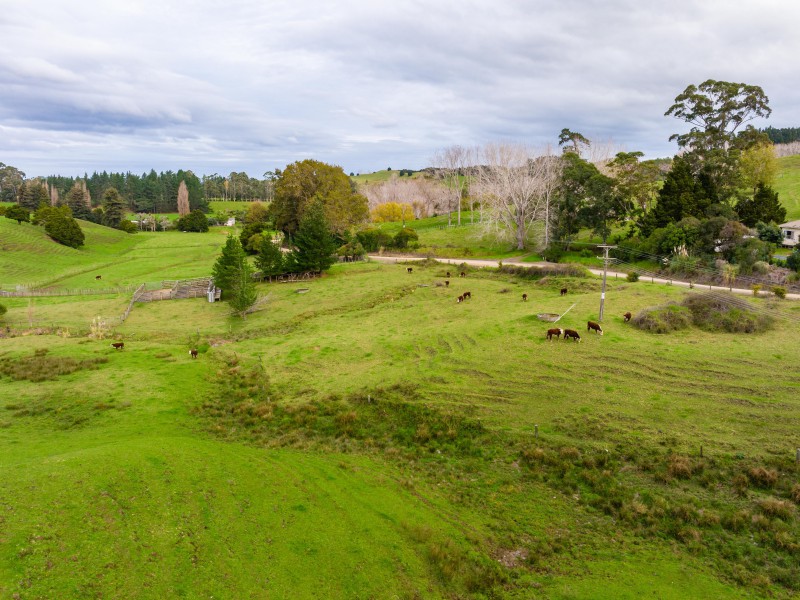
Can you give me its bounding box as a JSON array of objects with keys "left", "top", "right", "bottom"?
[
  {"left": 739, "top": 143, "right": 777, "bottom": 195},
  {"left": 370, "top": 202, "right": 415, "bottom": 223}
]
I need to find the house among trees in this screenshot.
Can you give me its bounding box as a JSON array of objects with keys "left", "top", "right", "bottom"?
[{"left": 779, "top": 220, "right": 800, "bottom": 247}]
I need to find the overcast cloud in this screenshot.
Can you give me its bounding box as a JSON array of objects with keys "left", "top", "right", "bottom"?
[{"left": 1, "top": 0, "right": 799, "bottom": 177}]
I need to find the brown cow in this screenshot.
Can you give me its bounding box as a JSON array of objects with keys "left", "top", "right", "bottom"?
[
  {"left": 463, "top": 291, "right": 471, "bottom": 299},
  {"left": 189, "top": 349, "right": 198, "bottom": 359},
  {"left": 111, "top": 342, "right": 124, "bottom": 350},
  {"left": 95, "top": 275, "right": 102, "bottom": 280},
  {"left": 563, "top": 329, "right": 581, "bottom": 342},
  {"left": 623, "top": 312, "right": 632, "bottom": 322},
  {"left": 546, "top": 327, "right": 562, "bottom": 340},
  {"left": 560, "top": 287, "right": 568, "bottom": 296},
  {"left": 460, "top": 272, "right": 466, "bottom": 278},
  {"left": 522, "top": 293, "right": 528, "bottom": 302},
  {"left": 446, "top": 271, "right": 451, "bottom": 278},
  {"left": 456, "top": 295, "right": 464, "bottom": 303},
  {"left": 445, "top": 280, "right": 450, "bottom": 287},
  {"left": 587, "top": 321, "right": 603, "bottom": 335},
  {"left": 407, "top": 267, "right": 413, "bottom": 274}
]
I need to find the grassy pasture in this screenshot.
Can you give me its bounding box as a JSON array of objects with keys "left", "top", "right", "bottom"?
[
  {"left": 0, "top": 218, "right": 228, "bottom": 289},
  {"left": 1, "top": 257, "right": 798, "bottom": 598},
  {"left": 775, "top": 154, "right": 800, "bottom": 221}
]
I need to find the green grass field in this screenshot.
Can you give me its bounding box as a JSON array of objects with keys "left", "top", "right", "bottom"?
[
  {"left": 1, "top": 249, "right": 799, "bottom": 598},
  {"left": 0, "top": 218, "right": 229, "bottom": 289},
  {"left": 775, "top": 155, "right": 800, "bottom": 221},
  {"left": 351, "top": 169, "right": 424, "bottom": 184}
]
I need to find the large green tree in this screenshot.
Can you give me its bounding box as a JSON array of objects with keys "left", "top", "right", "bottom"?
[
  {"left": 287, "top": 200, "right": 337, "bottom": 273},
  {"left": 665, "top": 79, "right": 771, "bottom": 198},
  {"left": 65, "top": 182, "right": 93, "bottom": 221},
  {"left": 255, "top": 236, "right": 285, "bottom": 279},
  {"left": 44, "top": 206, "right": 84, "bottom": 248},
  {"left": 735, "top": 184, "right": 786, "bottom": 227},
  {"left": 270, "top": 160, "right": 368, "bottom": 238},
  {"left": 4, "top": 204, "right": 30, "bottom": 224},
  {"left": 212, "top": 235, "right": 248, "bottom": 295},
  {"left": 102, "top": 187, "right": 127, "bottom": 228},
  {"left": 18, "top": 180, "right": 49, "bottom": 211},
  {"left": 227, "top": 258, "right": 258, "bottom": 318},
  {"left": 557, "top": 153, "right": 623, "bottom": 243},
  {"left": 640, "top": 156, "right": 715, "bottom": 236}
]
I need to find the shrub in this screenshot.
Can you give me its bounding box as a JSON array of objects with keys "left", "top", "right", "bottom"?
[
  {"left": 0, "top": 304, "right": 6, "bottom": 319},
  {"left": 392, "top": 227, "right": 418, "bottom": 249},
  {"left": 758, "top": 498, "right": 795, "bottom": 521},
  {"left": 681, "top": 293, "right": 773, "bottom": 333},
  {"left": 540, "top": 245, "right": 564, "bottom": 262},
  {"left": 43, "top": 207, "right": 85, "bottom": 248},
  {"left": 771, "top": 285, "right": 786, "bottom": 299},
  {"left": 176, "top": 210, "right": 209, "bottom": 232},
  {"left": 631, "top": 303, "right": 692, "bottom": 333},
  {"left": 117, "top": 219, "right": 137, "bottom": 234},
  {"left": 748, "top": 467, "right": 778, "bottom": 488},
  {"left": 751, "top": 283, "right": 762, "bottom": 297},
  {"left": 4, "top": 204, "right": 30, "bottom": 224},
  {"left": 355, "top": 227, "right": 393, "bottom": 252},
  {"left": 626, "top": 271, "right": 640, "bottom": 282}
]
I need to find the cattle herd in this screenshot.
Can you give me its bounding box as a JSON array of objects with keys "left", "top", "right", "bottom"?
[{"left": 404, "top": 264, "right": 633, "bottom": 343}]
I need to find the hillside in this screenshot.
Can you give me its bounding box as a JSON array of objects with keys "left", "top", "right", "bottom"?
[
  {"left": 1, "top": 251, "right": 799, "bottom": 597},
  {"left": 775, "top": 154, "right": 800, "bottom": 221},
  {"left": 351, "top": 169, "right": 424, "bottom": 184},
  {"left": 0, "top": 218, "right": 227, "bottom": 288}
]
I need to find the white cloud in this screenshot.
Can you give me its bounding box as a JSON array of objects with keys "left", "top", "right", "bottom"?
[{"left": 1, "top": 0, "right": 799, "bottom": 177}]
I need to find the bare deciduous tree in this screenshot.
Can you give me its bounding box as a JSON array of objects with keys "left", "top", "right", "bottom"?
[
  {"left": 177, "top": 180, "right": 190, "bottom": 216},
  {"left": 431, "top": 145, "right": 475, "bottom": 226},
  {"left": 473, "top": 143, "right": 562, "bottom": 250},
  {"left": 360, "top": 176, "right": 448, "bottom": 220}
]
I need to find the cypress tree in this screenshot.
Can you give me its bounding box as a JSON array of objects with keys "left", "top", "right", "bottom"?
[
  {"left": 287, "top": 200, "right": 337, "bottom": 273},
  {"left": 255, "top": 236, "right": 285, "bottom": 278},
  {"left": 102, "top": 187, "right": 127, "bottom": 228},
  {"left": 212, "top": 235, "right": 247, "bottom": 294}
]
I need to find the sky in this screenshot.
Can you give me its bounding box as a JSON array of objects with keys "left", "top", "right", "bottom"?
[{"left": 1, "top": 0, "right": 799, "bottom": 179}]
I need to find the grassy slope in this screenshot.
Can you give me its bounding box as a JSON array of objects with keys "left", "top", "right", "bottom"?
[
  {"left": 351, "top": 169, "right": 423, "bottom": 184},
  {"left": 0, "top": 218, "right": 228, "bottom": 289},
  {"left": 375, "top": 211, "right": 537, "bottom": 259},
  {"left": 2, "top": 259, "right": 797, "bottom": 597},
  {"left": 775, "top": 154, "right": 800, "bottom": 221}
]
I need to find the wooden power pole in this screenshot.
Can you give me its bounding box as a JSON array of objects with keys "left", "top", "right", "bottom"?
[{"left": 598, "top": 244, "right": 616, "bottom": 322}]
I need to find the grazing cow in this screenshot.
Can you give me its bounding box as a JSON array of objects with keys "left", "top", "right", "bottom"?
[
  {"left": 189, "top": 348, "right": 198, "bottom": 359},
  {"left": 95, "top": 275, "right": 102, "bottom": 280},
  {"left": 111, "top": 342, "right": 124, "bottom": 350},
  {"left": 463, "top": 291, "right": 471, "bottom": 299},
  {"left": 560, "top": 287, "right": 568, "bottom": 296},
  {"left": 563, "top": 329, "right": 581, "bottom": 342},
  {"left": 446, "top": 271, "right": 451, "bottom": 278},
  {"left": 445, "top": 280, "right": 450, "bottom": 287},
  {"left": 460, "top": 271, "right": 466, "bottom": 278},
  {"left": 407, "top": 267, "right": 413, "bottom": 274},
  {"left": 456, "top": 295, "right": 464, "bottom": 303},
  {"left": 623, "top": 312, "right": 632, "bottom": 322},
  {"left": 522, "top": 293, "right": 528, "bottom": 302},
  {"left": 546, "top": 327, "right": 562, "bottom": 341},
  {"left": 587, "top": 321, "right": 603, "bottom": 335}
]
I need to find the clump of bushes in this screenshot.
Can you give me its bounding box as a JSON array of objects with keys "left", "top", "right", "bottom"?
[
  {"left": 682, "top": 293, "right": 773, "bottom": 333},
  {"left": 0, "top": 349, "right": 108, "bottom": 382},
  {"left": 627, "top": 271, "right": 640, "bottom": 282},
  {"left": 631, "top": 303, "right": 692, "bottom": 333},
  {"left": 633, "top": 293, "right": 773, "bottom": 334},
  {"left": 497, "top": 264, "right": 589, "bottom": 279}
]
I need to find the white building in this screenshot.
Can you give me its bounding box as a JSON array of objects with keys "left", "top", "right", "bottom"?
[{"left": 779, "top": 220, "right": 800, "bottom": 247}]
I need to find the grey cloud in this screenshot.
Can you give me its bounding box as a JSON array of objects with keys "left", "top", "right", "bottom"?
[{"left": 1, "top": 0, "right": 799, "bottom": 177}]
